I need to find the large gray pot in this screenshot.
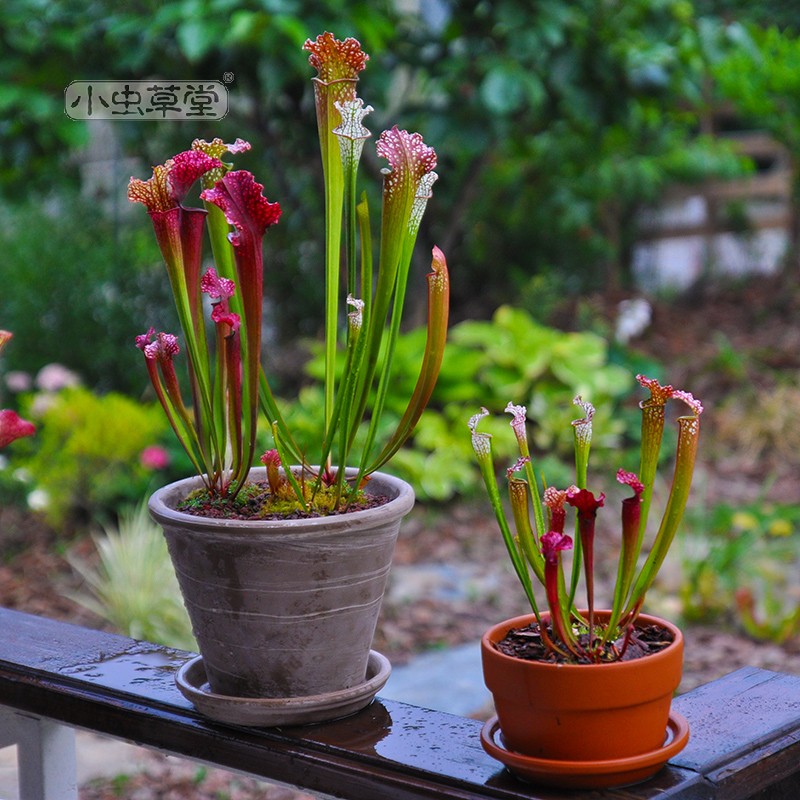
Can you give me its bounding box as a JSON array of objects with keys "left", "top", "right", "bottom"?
[{"left": 148, "top": 468, "right": 414, "bottom": 702}]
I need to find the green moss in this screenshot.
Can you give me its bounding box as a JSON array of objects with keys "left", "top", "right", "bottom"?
[{"left": 178, "top": 479, "right": 371, "bottom": 520}]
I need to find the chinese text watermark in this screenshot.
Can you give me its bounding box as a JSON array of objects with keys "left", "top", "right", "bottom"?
[{"left": 65, "top": 80, "right": 229, "bottom": 120}]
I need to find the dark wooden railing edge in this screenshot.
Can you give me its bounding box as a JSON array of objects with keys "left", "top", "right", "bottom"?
[{"left": 1, "top": 608, "right": 799, "bottom": 800}]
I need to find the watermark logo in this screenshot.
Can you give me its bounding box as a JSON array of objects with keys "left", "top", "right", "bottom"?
[{"left": 65, "top": 80, "right": 230, "bottom": 120}]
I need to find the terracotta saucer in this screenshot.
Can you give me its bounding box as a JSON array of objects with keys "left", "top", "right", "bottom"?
[
  {"left": 480, "top": 710, "right": 690, "bottom": 790},
  {"left": 176, "top": 650, "right": 391, "bottom": 727}
]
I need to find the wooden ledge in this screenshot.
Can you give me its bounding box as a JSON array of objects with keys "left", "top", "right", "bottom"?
[{"left": 0, "top": 607, "right": 799, "bottom": 799}]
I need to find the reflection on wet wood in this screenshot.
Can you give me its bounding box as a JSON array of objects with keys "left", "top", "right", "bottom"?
[{"left": 0, "top": 607, "right": 798, "bottom": 799}]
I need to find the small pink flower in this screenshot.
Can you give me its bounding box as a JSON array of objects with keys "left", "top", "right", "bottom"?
[
  {"left": 5, "top": 371, "right": 33, "bottom": 393},
  {"left": 140, "top": 445, "right": 170, "bottom": 470},
  {"left": 35, "top": 364, "right": 81, "bottom": 392}
]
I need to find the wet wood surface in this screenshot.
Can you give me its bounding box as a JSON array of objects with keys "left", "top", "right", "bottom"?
[{"left": 0, "top": 607, "right": 798, "bottom": 799}]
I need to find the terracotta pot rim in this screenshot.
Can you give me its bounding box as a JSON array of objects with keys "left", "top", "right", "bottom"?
[
  {"left": 482, "top": 610, "right": 683, "bottom": 671},
  {"left": 149, "top": 467, "right": 415, "bottom": 534}
]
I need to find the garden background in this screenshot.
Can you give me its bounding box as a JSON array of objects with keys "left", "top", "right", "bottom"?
[{"left": 2, "top": 1, "right": 800, "bottom": 794}]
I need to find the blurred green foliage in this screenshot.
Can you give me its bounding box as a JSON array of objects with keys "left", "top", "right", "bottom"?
[
  {"left": 0, "top": 195, "right": 177, "bottom": 395},
  {"left": 1, "top": 0, "right": 400, "bottom": 190},
  {"left": 1, "top": 0, "right": 771, "bottom": 357},
  {"left": 2, "top": 0, "right": 404, "bottom": 342},
  {"left": 418, "top": 0, "right": 747, "bottom": 301},
  {"left": 711, "top": 21, "right": 800, "bottom": 263},
  {"left": 694, "top": 0, "right": 798, "bottom": 30},
  {"left": 679, "top": 500, "right": 800, "bottom": 643},
  {"left": 294, "top": 305, "right": 637, "bottom": 500},
  {"left": 17, "top": 386, "right": 168, "bottom": 526}
]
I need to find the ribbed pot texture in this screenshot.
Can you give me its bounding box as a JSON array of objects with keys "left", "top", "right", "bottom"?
[
  {"left": 149, "top": 468, "right": 414, "bottom": 699},
  {"left": 482, "top": 611, "right": 684, "bottom": 762}
]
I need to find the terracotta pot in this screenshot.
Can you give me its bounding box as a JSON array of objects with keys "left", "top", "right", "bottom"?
[
  {"left": 149, "top": 468, "right": 414, "bottom": 705},
  {"left": 481, "top": 611, "right": 685, "bottom": 764}
]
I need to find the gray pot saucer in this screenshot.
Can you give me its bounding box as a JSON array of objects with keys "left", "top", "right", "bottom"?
[{"left": 176, "top": 650, "right": 391, "bottom": 727}]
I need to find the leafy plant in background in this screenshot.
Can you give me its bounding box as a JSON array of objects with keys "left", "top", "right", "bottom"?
[
  {"left": 448, "top": 307, "right": 635, "bottom": 451},
  {"left": 0, "top": 197, "right": 178, "bottom": 395},
  {"left": 471, "top": 376, "right": 703, "bottom": 662},
  {"left": 2, "top": 0, "right": 765, "bottom": 352},
  {"left": 0, "top": 0, "right": 403, "bottom": 193},
  {"left": 68, "top": 502, "right": 195, "bottom": 650},
  {"left": 130, "top": 33, "right": 449, "bottom": 509},
  {"left": 2, "top": 0, "right": 409, "bottom": 346},
  {"left": 401, "top": 0, "right": 748, "bottom": 304},
  {"left": 679, "top": 500, "right": 800, "bottom": 644},
  {"left": 694, "top": 0, "right": 800, "bottom": 28},
  {"left": 301, "top": 304, "right": 639, "bottom": 501},
  {"left": 711, "top": 21, "right": 800, "bottom": 268},
  {"left": 17, "top": 386, "right": 167, "bottom": 527}
]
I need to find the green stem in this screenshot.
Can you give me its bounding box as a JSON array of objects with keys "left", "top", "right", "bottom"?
[
  {"left": 473, "top": 434, "right": 539, "bottom": 615},
  {"left": 623, "top": 414, "right": 700, "bottom": 617}
]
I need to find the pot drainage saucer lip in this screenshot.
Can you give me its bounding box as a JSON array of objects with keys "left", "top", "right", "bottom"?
[
  {"left": 480, "top": 710, "right": 690, "bottom": 790},
  {"left": 176, "top": 650, "right": 391, "bottom": 727}
]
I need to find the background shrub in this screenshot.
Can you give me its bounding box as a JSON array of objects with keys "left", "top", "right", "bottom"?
[
  {"left": 1, "top": 195, "right": 177, "bottom": 395},
  {"left": 17, "top": 386, "right": 169, "bottom": 527},
  {"left": 0, "top": 0, "right": 765, "bottom": 352},
  {"left": 293, "top": 306, "right": 642, "bottom": 500}
]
